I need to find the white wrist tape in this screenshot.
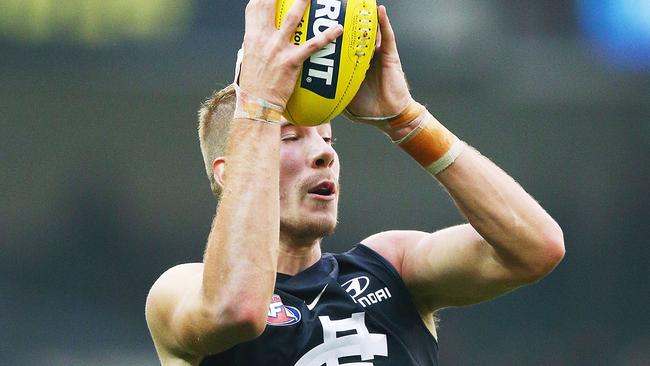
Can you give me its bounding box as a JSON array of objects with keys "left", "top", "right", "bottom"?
[{"left": 423, "top": 137, "right": 466, "bottom": 176}]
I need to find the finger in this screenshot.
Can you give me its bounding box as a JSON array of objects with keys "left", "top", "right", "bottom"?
[
  {"left": 375, "top": 20, "right": 382, "bottom": 50},
  {"left": 294, "top": 24, "right": 344, "bottom": 62},
  {"left": 279, "top": 0, "right": 309, "bottom": 37},
  {"left": 377, "top": 5, "right": 397, "bottom": 53},
  {"left": 245, "top": 0, "right": 276, "bottom": 29}
]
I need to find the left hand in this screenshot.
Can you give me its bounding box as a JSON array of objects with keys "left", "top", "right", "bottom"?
[{"left": 346, "top": 5, "right": 412, "bottom": 122}]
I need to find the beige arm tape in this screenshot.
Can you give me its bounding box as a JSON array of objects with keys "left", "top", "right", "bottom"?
[
  {"left": 233, "top": 84, "right": 284, "bottom": 125},
  {"left": 392, "top": 102, "right": 466, "bottom": 175}
]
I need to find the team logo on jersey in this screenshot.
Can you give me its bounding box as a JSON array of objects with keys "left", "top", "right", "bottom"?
[
  {"left": 267, "top": 294, "right": 302, "bottom": 326},
  {"left": 295, "top": 312, "right": 388, "bottom": 366},
  {"left": 342, "top": 276, "right": 392, "bottom": 308}
]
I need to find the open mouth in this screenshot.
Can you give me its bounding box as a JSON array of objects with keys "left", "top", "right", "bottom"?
[{"left": 308, "top": 181, "right": 336, "bottom": 197}]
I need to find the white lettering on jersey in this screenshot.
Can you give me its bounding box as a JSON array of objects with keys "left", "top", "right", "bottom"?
[
  {"left": 294, "top": 312, "right": 387, "bottom": 366},
  {"left": 342, "top": 276, "right": 392, "bottom": 308}
]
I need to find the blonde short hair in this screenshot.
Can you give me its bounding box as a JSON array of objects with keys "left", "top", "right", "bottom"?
[{"left": 198, "top": 84, "right": 236, "bottom": 199}]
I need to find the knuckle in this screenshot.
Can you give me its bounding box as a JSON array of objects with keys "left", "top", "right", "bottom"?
[
  {"left": 287, "top": 54, "right": 302, "bottom": 68},
  {"left": 258, "top": 0, "right": 272, "bottom": 11},
  {"left": 276, "top": 52, "right": 292, "bottom": 65},
  {"left": 245, "top": 0, "right": 264, "bottom": 14},
  {"left": 269, "top": 37, "right": 284, "bottom": 52},
  {"left": 307, "top": 41, "right": 320, "bottom": 51},
  {"left": 288, "top": 8, "right": 304, "bottom": 22},
  {"left": 278, "top": 52, "right": 298, "bottom": 68},
  {"left": 243, "top": 32, "right": 260, "bottom": 46},
  {"left": 283, "top": 13, "right": 298, "bottom": 26}
]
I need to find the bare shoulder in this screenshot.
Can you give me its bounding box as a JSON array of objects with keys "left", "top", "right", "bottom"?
[
  {"left": 360, "top": 230, "right": 429, "bottom": 275},
  {"left": 361, "top": 230, "right": 440, "bottom": 339}
]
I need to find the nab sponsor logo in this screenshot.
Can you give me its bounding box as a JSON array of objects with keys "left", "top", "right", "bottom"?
[
  {"left": 267, "top": 294, "right": 302, "bottom": 326},
  {"left": 342, "top": 276, "right": 392, "bottom": 308},
  {"left": 301, "top": 0, "right": 346, "bottom": 99}
]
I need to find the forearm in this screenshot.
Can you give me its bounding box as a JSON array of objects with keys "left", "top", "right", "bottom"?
[
  {"left": 202, "top": 119, "right": 280, "bottom": 314},
  {"left": 436, "top": 146, "right": 564, "bottom": 271},
  {"left": 191, "top": 0, "right": 342, "bottom": 333},
  {"left": 145, "top": 0, "right": 348, "bottom": 357},
  {"left": 385, "top": 103, "right": 564, "bottom": 274}
]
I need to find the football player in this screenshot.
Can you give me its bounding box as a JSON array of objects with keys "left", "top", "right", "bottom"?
[{"left": 145, "top": 1, "right": 565, "bottom": 365}]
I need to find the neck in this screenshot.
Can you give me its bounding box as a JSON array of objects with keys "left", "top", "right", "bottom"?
[{"left": 277, "top": 231, "right": 323, "bottom": 276}]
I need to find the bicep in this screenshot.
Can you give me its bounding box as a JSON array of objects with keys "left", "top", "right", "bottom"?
[
  {"left": 408, "top": 224, "right": 531, "bottom": 310},
  {"left": 365, "top": 225, "right": 530, "bottom": 312},
  {"left": 146, "top": 264, "right": 205, "bottom": 360}
]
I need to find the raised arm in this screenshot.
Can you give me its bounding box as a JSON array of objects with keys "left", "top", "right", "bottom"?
[
  {"left": 363, "top": 147, "right": 565, "bottom": 311},
  {"left": 348, "top": 6, "right": 564, "bottom": 312},
  {"left": 145, "top": 0, "right": 343, "bottom": 362}
]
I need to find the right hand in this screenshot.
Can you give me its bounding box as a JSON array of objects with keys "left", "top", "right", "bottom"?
[
  {"left": 346, "top": 6, "right": 413, "bottom": 126},
  {"left": 239, "top": 0, "right": 343, "bottom": 109}
]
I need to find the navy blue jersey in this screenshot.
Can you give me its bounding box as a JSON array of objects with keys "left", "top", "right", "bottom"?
[{"left": 200, "top": 244, "right": 438, "bottom": 365}]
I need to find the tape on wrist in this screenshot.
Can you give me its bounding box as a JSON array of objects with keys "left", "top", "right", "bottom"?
[
  {"left": 233, "top": 84, "right": 284, "bottom": 125},
  {"left": 387, "top": 101, "right": 427, "bottom": 130},
  {"left": 395, "top": 110, "right": 466, "bottom": 176},
  {"left": 343, "top": 99, "right": 421, "bottom": 132},
  {"left": 231, "top": 47, "right": 284, "bottom": 124}
]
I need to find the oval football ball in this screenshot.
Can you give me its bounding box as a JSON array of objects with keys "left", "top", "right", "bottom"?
[{"left": 276, "top": 0, "right": 378, "bottom": 126}]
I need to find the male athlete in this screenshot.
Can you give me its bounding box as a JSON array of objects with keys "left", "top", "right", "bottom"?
[{"left": 145, "top": 1, "right": 565, "bottom": 365}]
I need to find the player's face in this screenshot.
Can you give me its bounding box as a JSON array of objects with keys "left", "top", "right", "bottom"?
[{"left": 279, "top": 122, "right": 340, "bottom": 242}]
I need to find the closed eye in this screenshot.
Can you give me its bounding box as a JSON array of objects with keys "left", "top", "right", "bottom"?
[
  {"left": 282, "top": 135, "right": 299, "bottom": 142},
  {"left": 323, "top": 137, "right": 336, "bottom": 146}
]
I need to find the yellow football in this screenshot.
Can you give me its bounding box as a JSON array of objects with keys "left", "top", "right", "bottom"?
[{"left": 276, "top": 0, "right": 378, "bottom": 126}]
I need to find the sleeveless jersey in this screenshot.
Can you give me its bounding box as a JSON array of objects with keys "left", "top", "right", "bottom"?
[{"left": 200, "top": 244, "right": 438, "bottom": 365}]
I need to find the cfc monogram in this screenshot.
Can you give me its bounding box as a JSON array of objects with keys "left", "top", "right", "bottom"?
[{"left": 294, "top": 312, "right": 388, "bottom": 366}]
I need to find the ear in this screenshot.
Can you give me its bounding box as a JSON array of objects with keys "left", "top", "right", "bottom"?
[{"left": 212, "top": 157, "right": 226, "bottom": 189}]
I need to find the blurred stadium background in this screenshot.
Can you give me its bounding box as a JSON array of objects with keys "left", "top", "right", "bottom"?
[{"left": 1, "top": 0, "right": 648, "bottom": 365}]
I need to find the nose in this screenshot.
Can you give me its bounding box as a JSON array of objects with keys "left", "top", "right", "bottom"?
[{"left": 311, "top": 138, "right": 336, "bottom": 169}]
